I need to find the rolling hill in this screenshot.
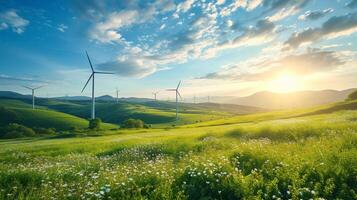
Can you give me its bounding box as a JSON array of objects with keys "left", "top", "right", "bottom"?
[
  {"left": 221, "top": 88, "right": 356, "bottom": 109},
  {"left": 0, "top": 99, "right": 117, "bottom": 130},
  {"left": 0, "top": 91, "right": 266, "bottom": 126}
]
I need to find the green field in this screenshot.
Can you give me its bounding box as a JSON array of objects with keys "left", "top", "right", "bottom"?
[{"left": 0, "top": 100, "right": 356, "bottom": 199}]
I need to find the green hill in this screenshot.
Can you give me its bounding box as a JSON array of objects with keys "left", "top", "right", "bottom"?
[
  {"left": 0, "top": 99, "right": 117, "bottom": 130},
  {"left": 31, "top": 98, "right": 264, "bottom": 125},
  {"left": 0, "top": 92, "right": 266, "bottom": 126}
]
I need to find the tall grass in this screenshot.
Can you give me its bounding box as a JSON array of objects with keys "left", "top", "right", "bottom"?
[{"left": 0, "top": 110, "right": 356, "bottom": 199}]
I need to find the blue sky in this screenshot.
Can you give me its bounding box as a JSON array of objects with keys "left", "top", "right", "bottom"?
[{"left": 0, "top": 0, "right": 357, "bottom": 99}]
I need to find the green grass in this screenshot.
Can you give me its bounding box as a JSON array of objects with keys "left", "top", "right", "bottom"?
[
  {"left": 0, "top": 99, "right": 117, "bottom": 131},
  {"left": 0, "top": 101, "right": 356, "bottom": 199}
]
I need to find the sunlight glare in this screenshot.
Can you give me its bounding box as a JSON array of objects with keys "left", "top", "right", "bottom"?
[{"left": 271, "top": 72, "right": 301, "bottom": 93}]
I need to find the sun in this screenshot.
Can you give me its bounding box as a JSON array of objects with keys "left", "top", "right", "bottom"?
[{"left": 271, "top": 72, "right": 301, "bottom": 93}]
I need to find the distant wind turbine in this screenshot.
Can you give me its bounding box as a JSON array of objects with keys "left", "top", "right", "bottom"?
[
  {"left": 116, "top": 88, "right": 120, "bottom": 103},
  {"left": 81, "top": 51, "right": 114, "bottom": 120},
  {"left": 167, "top": 81, "right": 182, "bottom": 120},
  {"left": 152, "top": 91, "right": 159, "bottom": 101},
  {"left": 23, "top": 85, "right": 44, "bottom": 110}
]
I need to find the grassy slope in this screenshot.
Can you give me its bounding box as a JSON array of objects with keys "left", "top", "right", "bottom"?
[
  {"left": 183, "top": 100, "right": 357, "bottom": 128},
  {"left": 37, "top": 99, "right": 236, "bottom": 125},
  {"left": 0, "top": 99, "right": 117, "bottom": 130}
]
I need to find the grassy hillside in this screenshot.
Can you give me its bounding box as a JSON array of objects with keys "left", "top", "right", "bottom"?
[
  {"left": 34, "top": 98, "right": 262, "bottom": 125},
  {"left": 0, "top": 99, "right": 117, "bottom": 130},
  {"left": 0, "top": 100, "right": 355, "bottom": 199},
  {"left": 184, "top": 100, "right": 357, "bottom": 128}
]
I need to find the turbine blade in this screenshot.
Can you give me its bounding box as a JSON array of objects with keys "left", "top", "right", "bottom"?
[
  {"left": 34, "top": 85, "right": 45, "bottom": 90},
  {"left": 23, "top": 86, "right": 32, "bottom": 90},
  {"left": 81, "top": 73, "right": 93, "bottom": 93},
  {"left": 176, "top": 80, "right": 181, "bottom": 90},
  {"left": 177, "top": 91, "right": 182, "bottom": 99},
  {"left": 95, "top": 71, "right": 114, "bottom": 74},
  {"left": 166, "top": 89, "right": 176, "bottom": 91},
  {"left": 85, "top": 51, "right": 94, "bottom": 72}
]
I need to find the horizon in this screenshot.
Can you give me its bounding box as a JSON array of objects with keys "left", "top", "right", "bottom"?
[
  {"left": 1, "top": 0, "right": 357, "bottom": 99},
  {"left": 1, "top": 87, "right": 355, "bottom": 101}
]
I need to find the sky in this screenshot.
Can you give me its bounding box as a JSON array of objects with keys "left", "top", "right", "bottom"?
[{"left": 0, "top": 0, "right": 357, "bottom": 100}]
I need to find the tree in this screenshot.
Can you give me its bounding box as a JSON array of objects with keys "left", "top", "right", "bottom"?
[
  {"left": 122, "top": 118, "right": 144, "bottom": 128},
  {"left": 89, "top": 118, "right": 101, "bottom": 130},
  {"left": 347, "top": 90, "right": 357, "bottom": 101},
  {"left": 1, "top": 123, "right": 36, "bottom": 139}
]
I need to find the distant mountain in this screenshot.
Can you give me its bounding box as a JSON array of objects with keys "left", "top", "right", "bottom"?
[
  {"left": 223, "top": 89, "right": 356, "bottom": 109},
  {"left": 54, "top": 95, "right": 153, "bottom": 103},
  {"left": 0, "top": 91, "right": 32, "bottom": 99},
  {"left": 96, "top": 95, "right": 115, "bottom": 101},
  {"left": 53, "top": 96, "right": 91, "bottom": 101}
]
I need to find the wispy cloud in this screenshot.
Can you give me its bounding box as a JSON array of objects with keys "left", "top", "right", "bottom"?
[
  {"left": 0, "top": 10, "right": 29, "bottom": 34},
  {"left": 0, "top": 74, "right": 49, "bottom": 84},
  {"left": 285, "top": 12, "right": 357, "bottom": 49},
  {"left": 199, "top": 48, "right": 353, "bottom": 80},
  {"left": 298, "top": 8, "right": 334, "bottom": 21},
  {"left": 57, "top": 24, "right": 68, "bottom": 32},
  {"left": 346, "top": 0, "right": 357, "bottom": 9}
]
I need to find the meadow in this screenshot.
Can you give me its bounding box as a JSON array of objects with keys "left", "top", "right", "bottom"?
[{"left": 0, "top": 100, "right": 356, "bottom": 199}]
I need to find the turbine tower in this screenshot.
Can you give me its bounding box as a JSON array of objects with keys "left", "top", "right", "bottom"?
[
  {"left": 23, "top": 85, "right": 44, "bottom": 110},
  {"left": 167, "top": 81, "right": 182, "bottom": 120},
  {"left": 116, "top": 88, "right": 120, "bottom": 103},
  {"left": 152, "top": 91, "right": 159, "bottom": 101},
  {"left": 81, "top": 51, "right": 114, "bottom": 120}
]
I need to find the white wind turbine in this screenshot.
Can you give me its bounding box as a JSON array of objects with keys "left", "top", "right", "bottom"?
[
  {"left": 152, "top": 91, "right": 159, "bottom": 101},
  {"left": 81, "top": 51, "right": 114, "bottom": 120},
  {"left": 116, "top": 88, "right": 120, "bottom": 103},
  {"left": 167, "top": 81, "right": 182, "bottom": 120},
  {"left": 23, "top": 85, "right": 44, "bottom": 110}
]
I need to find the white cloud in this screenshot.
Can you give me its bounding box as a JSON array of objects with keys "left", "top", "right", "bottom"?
[
  {"left": 57, "top": 24, "right": 68, "bottom": 32},
  {"left": 216, "top": 0, "right": 225, "bottom": 5},
  {"left": 0, "top": 10, "right": 29, "bottom": 34},
  {"left": 298, "top": 8, "right": 334, "bottom": 21},
  {"left": 200, "top": 48, "right": 353, "bottom": 80},
  {"left": 266, "top": 6, "right": 298, "bottom": 22},
  {"left": 173, "top": 0, "right": 196, "bottom": 19},
  {"left": 220, "top": 0, "right": 262, "bottom": 16},
  {"left": 285, "top": 12, "right": 357, "bottom": 49},
  {"left": 177, "top": 0, "right": 196, "bottom": 13},
  {"left": 90, "top": 10, "right": 140, "bottom": 43},
  {"left": 159, "top": 24, "right": 166, "bottom": 30}
]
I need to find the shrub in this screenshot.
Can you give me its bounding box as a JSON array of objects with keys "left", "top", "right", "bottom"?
[
  {"left": 121, "top": 118, "right": 144, "bottom": 128},
  {"left": 89, "top": 118, "right": 101, "bottom": 130},
  {"left": 0, "top": 107, "right": 19, "bottom": 126},
  {"left": 0, "top": 123, "right": 36, "bottom": 138},
  {"left": 33, "top": 127, "right": 56, "bottom": 135},
  {"left": 143, "top": 124, "right": 151, "bottom": 129},
  {"left": 346, "top": 90, "right": 357, "bottom": 101}
]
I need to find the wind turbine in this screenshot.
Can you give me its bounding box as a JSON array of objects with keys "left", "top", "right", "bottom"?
[
  {"left": 23, "top": 85, "right": 44, "bottom": 110},
  {"left": 81, "top": 51, "right": 114, "bottom": 120},
  {"left": 167, "top": 81, "right": 182, "bottom": 120},
  {"left": 152, "top": 91, "right": 159, "bottom": 101},
  {"left": 116, "top": 88, "right": 120, "bottom": 103}
]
